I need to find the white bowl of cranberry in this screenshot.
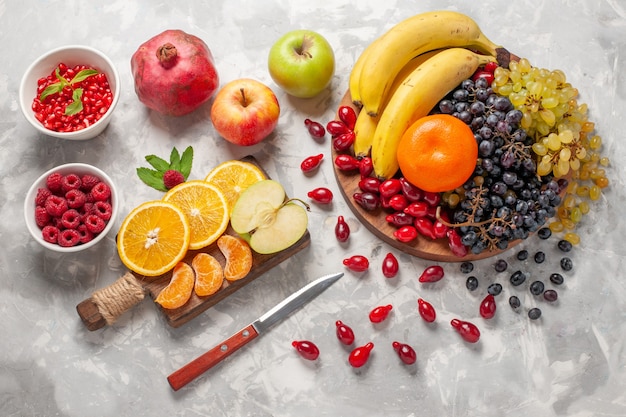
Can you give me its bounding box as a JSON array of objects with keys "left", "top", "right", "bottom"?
[
  {"left": 24, "top": 163, "right": 119, "bottom": 252},
  {"left": 19, "top": 45, "right": 120, "bottom": 140}
]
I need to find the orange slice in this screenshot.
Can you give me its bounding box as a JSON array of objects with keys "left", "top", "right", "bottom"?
[
  {"left": 163, "top": 180, "right": 229, "bottom": 250},
  {"left": 217, "top": 235, "right": 253, "bottom": 281},
  {"left": 191, "top": 252, "right": 224, "bottom": 297},
  {"left": 204, "top": 160, "right": 266, "bottom": 212},
  {"left": 155, "top": 262, "right": 195, "bottom": 309},
  {"left": 116, "top": 200, "right": 191, "bottom": 277}
]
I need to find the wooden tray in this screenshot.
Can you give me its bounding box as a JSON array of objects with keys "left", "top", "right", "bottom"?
[
  {"left": 77, "top": 156, "right": 311, "bottom": 330},
  {"left": 332, "top": 91, "right": 517, "bottom": 262}
]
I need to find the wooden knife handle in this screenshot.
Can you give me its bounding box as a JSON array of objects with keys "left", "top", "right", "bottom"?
[{"left": 167, "top": 323, "right": 259, "bottom": 391}]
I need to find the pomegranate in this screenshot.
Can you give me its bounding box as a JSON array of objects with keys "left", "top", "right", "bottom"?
[{"left": 131, "top": 29, "right": 219, "bottom": 116}]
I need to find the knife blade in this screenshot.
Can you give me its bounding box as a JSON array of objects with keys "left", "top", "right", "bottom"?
[{"left": 167, "top": 271, "right": 344, "bottom": 390}]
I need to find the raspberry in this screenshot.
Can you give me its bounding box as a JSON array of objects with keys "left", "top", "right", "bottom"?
[
  {"left": 35, "top": 206, "right": 51, "bottom": 228},
  {"left": 45, "top": 195, "right": 68, "bottom": 217},
  {"left": 90, "top": 182, "right": 111, "bottom": 201},
  {"left": 66, "top": 189, "right": 87, "bottom": 209},
  {"left": 84, "top": 214, "right": 106, "bottom": 234},
  {"left": 81, "top": 174, "right": 101, "bottom": 192},
  {"left": 58, "top": 229, "right": 81, "bottom": 247},
  {"left": 163, "top": 170, "right": 185, "bottom": 189},
  {"left": 93, "top": 201, "right": 112, "bottom": 221},
  {"left": 61, "top": 173, "right": 82, "bottom": 193},
  {"left": 41, "top": 225, "right": 60, "bottom": 244},
  {"left": 35, "top": 188, "right": 52, "bottom": 206},
  {"left": 77, "top": 224, "right": 94, "bottom": 244},
  {"left": 61, "top": 209, "right": 81, "bottom": 229},
  {"left": 80, "top": 202, "right": 94, "bottom": 217},
  {"left": 46, "top": 172, "right": 64, "bottom": 194}
]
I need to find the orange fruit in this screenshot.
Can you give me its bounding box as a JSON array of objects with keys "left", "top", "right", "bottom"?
[
  {"left": 204, "top": 160, "right": 266, "bottom": 212},
  {"left": 217, "top": 235, "right": 253, "bottom": 281},
  {"left": 396, "top": 114, "right": 478, "bottom": 193},
  {"left": 117, "top": 200, "right": 191, "bottom": 277},
  {"left": 163, "top": 180, "right": 229, "bottom": 250},
  {"left": 191, "top": 252, "right": 224, "bottom": 297},
  {"left": 155, "top": 262, "right": 195, "bottom": 309}
]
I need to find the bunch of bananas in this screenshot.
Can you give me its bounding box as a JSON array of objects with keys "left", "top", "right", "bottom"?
[{"left": 349, "top": 10, "right": 510, "bottom": 180}]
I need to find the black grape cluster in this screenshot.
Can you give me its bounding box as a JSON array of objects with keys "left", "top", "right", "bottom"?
[{"left": 435, "top": 77, "right": 565, "bottom": 254}]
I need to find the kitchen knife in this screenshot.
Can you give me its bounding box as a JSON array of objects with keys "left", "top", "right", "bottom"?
[{"left": 167, "top": 271, "right": 344, "bottom": 390}]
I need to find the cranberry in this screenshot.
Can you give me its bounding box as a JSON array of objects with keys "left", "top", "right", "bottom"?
[
  {"left": 300, "top": 154, "right": 324, "bottom": 173},
  {"left": 326, "top": 120, "right": 351, "bottom": 137},
  {"left": 382, "top": 252, "right": 399, "bottom": 278},
  {"left": 338, "top": 105, "right": 357, "bottom": 130},
  {"left": 392, "top": 341, "right": 417, "bottom": 365},
  {"left": 418, "top": 265, "right": 444, "bottom": 283},
  {"left": 343, "top": 255, "right": 369, "bottom": 272},
  {"left": 335, "top": 320, "right": 355, "bottom": 345},
  {"left": 335, "top": 215, "right": 350, "bottom": 242},
  {"left": 369, "top": 304, "right": 392, "bottom": 323},
  {"left": 479, "top": 294, "right": 497, "bottom": 319},
  {"left": 348, "top": 342, "right": 374, "bottom": 368},
  {"left": 393, "top": 225, "right": 418, "bottom": 243},
  {"left": 307, "top": 187, "right": 333, "bottom": 204},
  {"left": 359, "top": 157, "right": 373, "bottom": 178},
  {"left": 334, "top": 154, "right": 360, "bottom": 171},
  {"left": 358, "top": 177, "right": 380, "bottom": 193},
  {"left": 417, "top": 298, "right": 436, "bottom": 322},
  {"left": 332, "top": 131, "right": 355, "bottom": 152},
  {"left": 379, "top": 179, "right": 402, "bottom": 198},
  {"left": 450, "top": 319, "right": 481, "bottom": 343},
  {"left": 353, "top": 192, "right": 379, "bottom": 211},
  {"left": 292, "top": 340, "right": 320, "bottom": 360},
  {"left": 304, "top": 118, "right": 326, "bottom": 139}
]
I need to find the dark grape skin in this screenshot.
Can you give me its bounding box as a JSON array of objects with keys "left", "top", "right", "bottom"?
[
  {"left": 528, "top": 308, "right": 542, "bottom": 320},
  {"left": 466, "top": 276, "right": 479, "bottom": 291}
]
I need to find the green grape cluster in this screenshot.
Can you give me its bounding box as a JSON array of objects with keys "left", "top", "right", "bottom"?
[{"left": 492, "top": 58, "right": 610, "bottom": 244}]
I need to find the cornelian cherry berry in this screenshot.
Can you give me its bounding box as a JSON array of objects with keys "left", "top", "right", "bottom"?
[
  {"left": 343, "top": 255, "right": 369, "bottom": 272},
  {"left": 292, "top": 340, "right": 320, "bottom": 360},
  {"left": 307, "top": 187, "right": 333, "bottom": 204},
  {"left": 335, "top": 215, "right": 350, "bottom": 242},
  {"left": 379, "top": 179, "right": 402, "bottom": 198},
  {"left": 369, "top": 304, "right": 392, "bottom": 323},
  {"left": 386, "top": 212, "right": 414, "bottom": 227},
  {"left": 479, "top": 294, "right": 497, "bottom": 319},
  {"left": 353, "top": 192, "right": 379, "bottom": 211},
  {"left": 332, "top": 131, "right": 355, "bottom": 152},
  {"left": 417, "top": 298, "right": 436, "bottom": 322},
  {"left": 335, "top": 320, "right": 355, "bottom": 345},
  {"left": 326, "top": 120, "right": 351, "bottom": 137},
  {"left": 358, "top": 176, "right": 380, "bottom": 193},
  {"left": 447, "top": 229, "right": 468, "bottom": 257},
  {"left": 348, "top": 342, "right": 374, "bottom": 368},
  {"left": 338, "top": 105, "right": 357, "bottom": 130},
  {"left": 393, "top": 225, "right": 418, "bottom": 243},
  {"left": 300, "top": 154, "right": 324, "bottom": 173},
  {"left": 450, "top": 319, "right": 481, "bottom": 343},
  {"left": 304, "top": 118, "right": 326, "bottom": 139},
  {"left": 414, "top": 217, "right": 437, "bottom": 239},
  {"left": 418, "top": 265, "right": 444, "bottom": 283},
  {"left": 382, "top": 252, "right": 399, "bottom": 278},
  {"left": 359, "top": 157, "right": 373, "bottom": 178},
  {"left": 392, "top": 341, "right": 417, "bottom": 365},
  {"left": 334, "top": 154, "right": 360, "bottom": 171}
]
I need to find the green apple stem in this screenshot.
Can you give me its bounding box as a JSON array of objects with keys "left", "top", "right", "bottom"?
[
  {"left": 239, "top": 88, "right": 248, "bottom": 107},
  {"left": 282, "top": 198, "right": 311, "bottom": 212},
  {"left": 296, "top": 36, "right": 314, "bottom": 59}
]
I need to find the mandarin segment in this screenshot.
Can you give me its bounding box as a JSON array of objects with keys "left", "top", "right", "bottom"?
[
  {"left": 155, "top": 262, "right": 195, "bottom": 309},
  {"left": 217, "top": 235, "right": 253, "bottom": 281},
  {"left": 204, "top": 160, "right": 266, "bottom": 212},
  {"left": 192, "top": 252, "right": 224, "bottom": 297},
  {"left": 163, "top": 180, "right": 229, "bottom": 250},
  {"left": 116, "top": 200, "right": 191, "bottom": 277}
]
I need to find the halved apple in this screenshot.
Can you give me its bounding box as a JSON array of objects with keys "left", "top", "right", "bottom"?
[{"left": 230, "top": 179, "right": 308, "bottom": 254}]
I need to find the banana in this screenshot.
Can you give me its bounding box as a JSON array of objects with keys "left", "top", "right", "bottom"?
[
  {"left": 370, "top": 47, "right": 495, "bottom": 180},
  {"left": 348, "top": 37, "right": 381, "bottom": 108},
  {"left": 358, "top": 10, "right": 504, "bottom": 117},
  {"left": 352, "top": 49, "right": 443, "bottom": 158}
]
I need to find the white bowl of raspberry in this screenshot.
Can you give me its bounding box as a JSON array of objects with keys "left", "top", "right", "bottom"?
[
  {"left": 24, "top": 163, "right": 119, "bottom": 252},
  {"left": 19, "top": 45, "right": 120, "bottom": 140}
]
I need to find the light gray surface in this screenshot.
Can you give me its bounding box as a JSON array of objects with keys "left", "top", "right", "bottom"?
[{"left": 2, "top": 1, "right": 625, "bottom": 416}]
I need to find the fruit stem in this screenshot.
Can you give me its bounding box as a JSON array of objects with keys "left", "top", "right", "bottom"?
[
  {"left": 295, "top": 36, "right": 314, "bottom": 59},
  {"left": 157, "top": 43, "right": 178, "bottom": 69},
  {"left": 435, "top": 206, "right": 504, "bottom": 228},
  {"left": 239, "top": 88, "right": 249, "bottom": 107},
  {"left": 283, "top": 198, "right": 311, "bottom": 212}
]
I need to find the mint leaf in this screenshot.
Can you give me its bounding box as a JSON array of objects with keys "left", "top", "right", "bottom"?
[
  {"left": 169, "top": 147, "right": 181, "bottom": 172},
  {"left": 179, "top": 146, "right": 193, "bottom": 179},
  {"left": 64, "top": 88, "right": 84, "bottom": 115},
  {"left": 69, "top": 69, "right": 98, "bottom": 84},
  {"left": 136, "top": 167, "right": 167, "bottom": 192},
  {"left": 145, "top": 155, "right": 170, "bottom": 172},
  {"left": 39, "top": 83, "right": 64, "bottom": 102},
  {"left": 53, "top": 67, "right": 69, "bottom": 86}
]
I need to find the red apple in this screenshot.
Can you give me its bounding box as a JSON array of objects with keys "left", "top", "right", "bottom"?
[{"left": 210, "top": 78, "right": 280, "bottom": 146}]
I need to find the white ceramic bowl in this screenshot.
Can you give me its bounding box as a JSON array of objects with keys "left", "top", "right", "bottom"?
[
  {"left": 24, "top": 163, "right": 119, "bottom": 253},
  {"left": 19, "top": 45, "right": 120, "bottom": 140}
]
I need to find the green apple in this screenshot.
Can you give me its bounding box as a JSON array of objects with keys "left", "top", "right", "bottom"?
[
  {"left": 230, "top": 180, "right": 308, "bottom": 254},
  {"left": 268, "top": 30, "right": 335, "bottom": 98}
]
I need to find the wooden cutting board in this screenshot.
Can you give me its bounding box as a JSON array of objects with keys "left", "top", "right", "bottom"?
[{"left": 77, "top": 156, "right": 311, "bottom": 330}]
